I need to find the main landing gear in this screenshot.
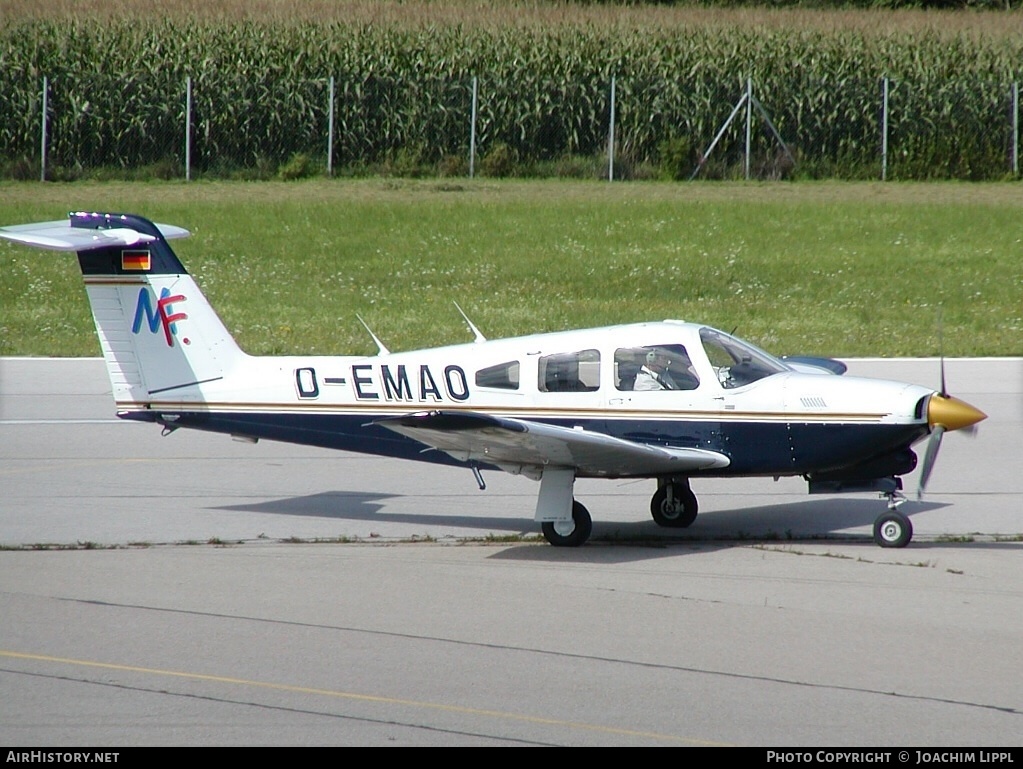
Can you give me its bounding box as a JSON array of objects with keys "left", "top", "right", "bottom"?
[
  {"left": 539, "top": 478, "right": 697, "bottom": 547},
  {"left": 650, "top": 478, "right": 698, "bottom": 528},
  {"left": 541, "top": 500, "right": 592, "bottom": 547}
]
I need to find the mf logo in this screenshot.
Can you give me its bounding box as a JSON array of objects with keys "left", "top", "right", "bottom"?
[{"left": 132, "top": 287, "right": 189, "bottom": 347}]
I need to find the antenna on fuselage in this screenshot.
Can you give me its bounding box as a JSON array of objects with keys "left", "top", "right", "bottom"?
[
  {"left": 454, "top": 301, "right": 487, "bottom": 343},
  {"left": 356, "top": 314, "right": 390, "bottom": 356}
]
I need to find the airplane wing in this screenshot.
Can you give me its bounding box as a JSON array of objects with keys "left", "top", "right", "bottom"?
[{"left": 374, "top": 410, "right": 730, "bottom": 478}]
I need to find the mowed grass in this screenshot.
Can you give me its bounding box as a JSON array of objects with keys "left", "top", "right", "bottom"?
[{"left": 0, "top": 179, "right": 1020, "bottom": 359}]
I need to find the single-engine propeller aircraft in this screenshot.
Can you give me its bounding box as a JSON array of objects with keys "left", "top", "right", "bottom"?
[{"left": 1, "top": 213, "right": 987, "bottom": 548}]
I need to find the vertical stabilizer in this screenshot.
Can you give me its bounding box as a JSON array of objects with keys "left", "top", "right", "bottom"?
[{"left": 1, "top": 212, "right": 246, "bottom": 406}]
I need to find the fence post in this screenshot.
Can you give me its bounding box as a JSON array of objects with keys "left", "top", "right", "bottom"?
[
  {"left": 1012, "top": 82, "right": 1019, "bottom": 178},
  {"left": 185, "top": 76, "right": 192, "bottom": 182},
  {"left": 327, "top": 75, "right": 335, "bottom": 177},
  {"left": 469, "top": 76, "right": 478, "bottom": 179},
  {"left": 744, "top": 77, "right": 753, "bottom": 180},
  {"left": 881, "top": 77, "right": 889, "bottom": 181},
  {"left": 40, "top": 76, "right": 48, "bottom": 182},
  {"left": 607, "top": 76, "right": 616, "bottom": 182}
]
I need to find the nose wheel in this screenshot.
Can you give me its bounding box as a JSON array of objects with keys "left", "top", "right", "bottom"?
[
  {"left": 873, "top": 510, "right": 913, "bottom": 548},
  {"left": 651, "top": 480, "right": 698, "bottom": 528}
]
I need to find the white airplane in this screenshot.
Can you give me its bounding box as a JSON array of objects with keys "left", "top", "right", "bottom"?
[{"left": 1, "top": 212, "right": 987, "bottom": 548}]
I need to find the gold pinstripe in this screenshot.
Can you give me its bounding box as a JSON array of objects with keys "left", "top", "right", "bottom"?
[{"left": 116, "top": 400, "right": 896, "bottom": 424}]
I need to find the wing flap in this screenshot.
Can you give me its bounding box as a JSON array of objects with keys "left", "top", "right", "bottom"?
[{"left": 375, "top": 410, "right": 730, "bottom": 478}]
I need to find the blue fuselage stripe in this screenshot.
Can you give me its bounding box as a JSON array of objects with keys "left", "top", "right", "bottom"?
[{"left": 120, "top": 410, "right": 928, "bottom": 478}]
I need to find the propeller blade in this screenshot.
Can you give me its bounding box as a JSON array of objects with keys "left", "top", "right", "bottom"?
[
  {"left": 937, "top": 308, "right": 948, "bottom": 397},
  {"left": 918, "top": 310, "right": 985, "bottom": 500},
  {"left": 917, "top": 425, "right": 946, "bottom": 500}
]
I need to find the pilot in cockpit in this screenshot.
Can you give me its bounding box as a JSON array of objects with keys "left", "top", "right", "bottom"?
[
  {"left": 632, "top": 347, "right": 699, "bottom": 391},
  {"left": 634, "top": 349, "right": 678, "bottom": 390}
]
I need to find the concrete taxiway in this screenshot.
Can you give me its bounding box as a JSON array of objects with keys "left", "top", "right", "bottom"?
[{"left": 1, "top": 357, "right": 1021, "bottom": 746}]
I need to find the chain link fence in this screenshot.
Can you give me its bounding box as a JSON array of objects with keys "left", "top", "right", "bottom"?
[{"left": 3, "top": 73, "right": 1019, "bottom": 182}]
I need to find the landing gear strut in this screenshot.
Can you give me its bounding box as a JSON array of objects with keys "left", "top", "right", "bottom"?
[
  {"left": 650, "top": 478, "right": 698, "bottom": 528},
  {"left": 541, "top": 500, "right": 592, "bottom": 547},
  {"left": 884, "top": 489, "right": 907, "bottom": 511}
]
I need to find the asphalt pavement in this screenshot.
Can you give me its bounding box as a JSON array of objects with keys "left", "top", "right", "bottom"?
[{"left": 1, "top": 357, "right": 1021, "bottom": 746}]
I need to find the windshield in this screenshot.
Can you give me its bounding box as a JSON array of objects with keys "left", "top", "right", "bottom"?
[{"left": 699, "top": 327, "right": 788, "bottom": 389}]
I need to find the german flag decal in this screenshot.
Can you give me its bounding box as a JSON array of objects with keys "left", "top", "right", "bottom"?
[{"left": 122, "top": 250, "right": 151, "bottom": 271}]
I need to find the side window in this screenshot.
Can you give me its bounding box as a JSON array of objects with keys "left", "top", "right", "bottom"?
[
  {"left": 615, "top": 349, "right": 643, "bottom": 391},
  {"left": 538, "top": 350, "right": 600, "bottom": 393},
  {"left": 475, "top": 360, "right": 520, "bottom": 390},
  {"left": 616, "top": 345, "right": 700, "bottom": 391}
]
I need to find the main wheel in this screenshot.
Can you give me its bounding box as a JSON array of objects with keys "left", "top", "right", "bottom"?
[
  {"left": 541, "top": 500, "right": 592, "bottom": 547},
  {"left": 650, "top": 484, "right": 698, "bottom": 528},
  {"left": 873, "top": 511, "right": 913, "bottom": 548}
]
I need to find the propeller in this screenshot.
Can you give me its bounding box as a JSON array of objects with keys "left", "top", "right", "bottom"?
[
  {"left": 917, "top": 424, "right": 945, "bottom": 499},
  {"left": 916, "top": 312, "right": 986, "bottom": 499}
]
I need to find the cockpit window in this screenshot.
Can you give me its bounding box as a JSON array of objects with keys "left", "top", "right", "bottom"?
[
  {"left": 475, "top": 361, "right": 520, "bottom": 390},
  {"left": 700, "top": 327, "right": 787, "bottom": 389},
  {"left": 615, "top": 345, "right": 699, "bottom": 391}
]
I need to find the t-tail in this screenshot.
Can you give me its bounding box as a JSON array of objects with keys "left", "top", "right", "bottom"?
[{"left": 0, "top": 212, "right": 246, "bottom": 411}]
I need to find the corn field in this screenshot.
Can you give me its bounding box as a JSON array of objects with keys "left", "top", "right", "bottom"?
[{"left": 1, "top": 19, "right": 1021, "bottom": 180}]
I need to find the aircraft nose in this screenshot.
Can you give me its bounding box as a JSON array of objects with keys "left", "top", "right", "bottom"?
[{"left": 927, "top": 393, "right": 986, "bottom": 432}]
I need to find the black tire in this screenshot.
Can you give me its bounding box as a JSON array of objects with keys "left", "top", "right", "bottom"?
[
  {"left": 650, "top": 484, "right": 698, "bottom": 528},
  {"left": 541, "top": 500, "right": 592, "bottom": 547},
  {"left": 873, "top": 511, "right": 913, "bottom": 548}
]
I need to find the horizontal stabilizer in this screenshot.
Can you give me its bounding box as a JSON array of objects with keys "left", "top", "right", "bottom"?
[{"left": 0, "top": 218, "right": 189, "bottom": 252}]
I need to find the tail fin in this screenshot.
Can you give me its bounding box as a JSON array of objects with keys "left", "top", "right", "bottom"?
[{"left": 1, "top": 212, "right": 245, "bottom": 407}]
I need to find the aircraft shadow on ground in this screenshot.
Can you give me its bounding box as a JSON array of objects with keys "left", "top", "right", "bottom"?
[
  {"left": 212, "top": 491, "right": 397, "bottom": 518},
  {"left": 668, "top": 498, "right": 948, "bottom": 538},
  {"left": 210, "top": 490, "right": 951, "bottom": 547}
]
